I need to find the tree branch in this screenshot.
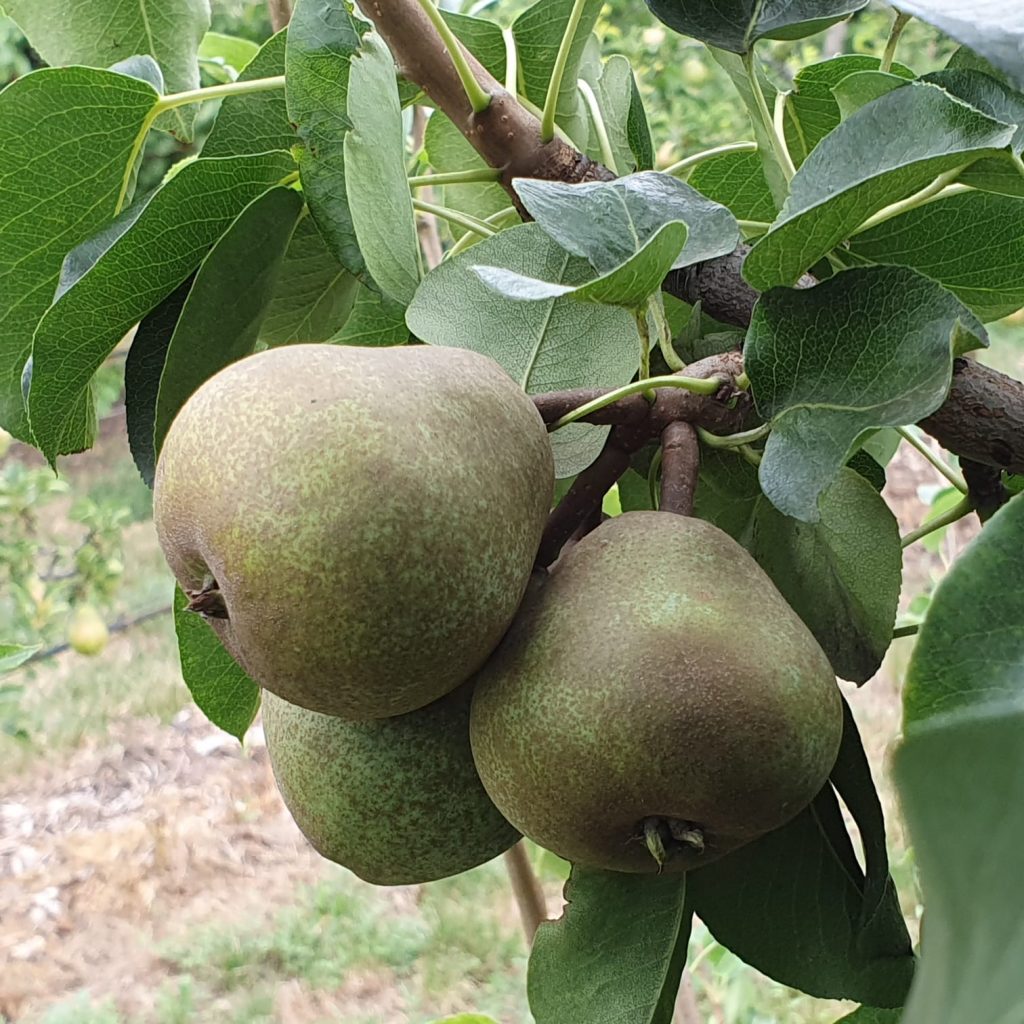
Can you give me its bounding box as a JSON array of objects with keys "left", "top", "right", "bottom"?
[
  {"left": 368, "top": 0, "right": 1024, "bottom": 476},
  {"left": 267, "top": 0, "right": 292, "bottom": 32}
]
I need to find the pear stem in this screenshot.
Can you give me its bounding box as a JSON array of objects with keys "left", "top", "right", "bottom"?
[{"left": 503, "top": 841, "right": 548, "bottom": 943}]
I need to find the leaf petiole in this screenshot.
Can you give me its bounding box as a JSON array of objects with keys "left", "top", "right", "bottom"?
[
  {"left": 880, "top": 11, "right": 912, "bottom": 74},
  {"left": 411, "top": 198, "right": 497, "bottom": 238},
  {"left": 412, "top": 0, "right": 492, "bottom": 113},
  {"left": 540, "top": 0, "right": 591, "bottom": 143},
  {"left": 900, "top": 495, "right": 973, "bottom": 549},
  {"left": 896, "top": 426, "right": 968, "bottom": 493},
  {"left": 661, "top": 141, "right": 758, "bottom": 178},
  {"left": 408, "top": 168, "right": 501, "bottom": 187},
  {"left": 577, "top": 78, "right": 617, "bottom": 173},
  {"left": 697, "top": 423, "right": 771, "bottom": 449},
  {"left": 550, "top": 375, "right": 723, "bottom": 431}
]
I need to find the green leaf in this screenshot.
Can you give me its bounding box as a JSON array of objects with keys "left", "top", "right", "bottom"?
[
  {"left": 688, "top": 777, "right": 914, "bottom": 1007},
  {"left": 750, "top": 468, "right": 901, "bottom": 682},
  {"left": 782, "top": 55, "right": 914, "bottom": 168},
  {"left": 286, "top": 0, "right": 368, "bottom": 279},
  {"left": 582, "top": 54, "right": 637, "bottom": 175},
  {"left": 831, "top": 70, "right": 911, "bottom": 120},
  {"left": 331, "top": 284, "right": 409, "bottom": 346},
  {"left": 627, "top": 70, "right": 655, "bottom": 172},
  {"left": 152, "top": 186, "right": 303, "bottom": 458},
  {"left": 849, "top": 190, "right": 1024, "bottom": 322},
  {"left": 892, "top": 0, "right": 1024, "bottom": 92},
  {"left": 923, "top": 69, "right": 1024, "bottom": 153},
  {"left": 643, "top": 0, "right": 867, "bottom": 53},
  {"left": 172, "top": 585, "right": 260, "bottom": 742},
  {"left": 202, "top": 30, "right": 293, "bottom": 159},
  {"left": 0, "top": 643, "right": 39, "bottom": 674},
  {"left": 744, "top": 83, "right": 1016, "bottom": 290},
  {"left": 423, "top": 112, "right": 512, "bottom": 239},
  {"left": 3, "top": 0, "right": 209, "bottom": 140},
  {"left": 745, "top": 265, "right": 984, "bottom": 521},
  {"left": 406, "top": 223, "right": 639, "bottom": 477},
  {"left": 896, "top": 700, "right": 1024, "bottom": 1024},
  {"left": 514, "top": 0, "right": 603, "bottom": 139},
  {"left": 441, "top": 10, "right": 506, "bottom": 80},
  {"left": 529, "top": 866, "right": 691, "bottom": 1024},
  {"left": 198, "top": 31, "right": 260, "bottom": 76},
  {"left": 692, "top": 448, "right": 762, "bottom": 542},
  {"left": 26, "top": 150, "right": 296, "bottom": 462},
  {"left": 260, "top": 214, "right": 359, "bottom": 346},
  {"left": 343, "top": 32, "right": 420, "bottom": 307},
  {"left": 125, "top": 277, "right": 193, "bottom": 488},
  {"left": 904, "top": 493, "right": 1024, "bottom": 726},
  {"left": 688, "top": 148, "right": 778, "bottom": 222},
  {"left": 0, "top": 66, "right": 158, "bottom": 441},
  {"left": 472, "top": 222, "right": 689, "bottom": 309},
  {"left": 515, "top": 171, "right": 738, "bottom": 274}
]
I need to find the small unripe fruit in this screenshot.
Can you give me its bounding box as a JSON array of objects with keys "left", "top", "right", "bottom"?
[{"left": 68, "top": 604, "right": 109, "bottom": 656}]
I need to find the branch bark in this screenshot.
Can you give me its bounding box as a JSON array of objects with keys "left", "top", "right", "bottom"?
[
  {"left": 267, "top": 0, "right": 292, "bottom": 32},
  {"left": 367, "top": 0, "right": 1024, "bottom": 476},
  {"left": 503, "top": 842, "right": 548, "bottom": 944}
]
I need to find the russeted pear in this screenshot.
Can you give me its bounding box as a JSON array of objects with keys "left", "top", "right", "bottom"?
[
  {"left": 153, "top": 343, "right": 553, "bottom": 719},
  {"left": 263, "top": 682, "right": 520, "bottom": 884},
  {"left": 470, "top": 511, "right": 843, "bottom": 874}
]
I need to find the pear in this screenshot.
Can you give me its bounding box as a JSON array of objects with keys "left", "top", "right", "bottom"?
[
  {"left": 153, "top": 344, "right": 553, "bottom": 719},
  {"left": 470, "top": 511, "right": 843, "bottom": 874},
  {"left": 263, "top": 682, "right": 520, "bottom": 885},
  {"left": 68, "top": 604, "right": 109, "bottom": 656}
]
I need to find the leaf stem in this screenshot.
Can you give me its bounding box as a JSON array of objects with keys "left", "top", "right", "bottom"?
[
  {"left": 445, "top": 205, "right": 517, "bottom": 258},
  {"left": 540, "top": 0, "right": 590, "bottom": 143},
  {"left": 503, "top": 842, "right": 547, "bottom": 943},
  {"left": 661, "top": 141, "right": 758, "bottom": 178},
  {"left": 116, "top": 74, "right": 289, "bottom": 214},
  {"left": 502, "top": 27, "right": 519, "bottom": 96},
  {"left": 900, "top": 495, "right": 973, "bottom": 549},
  {"left": 772, "top": 89, "right": 798, "bottom": 179},
  {"left": 577, "top": 78, "right": 617, "bottom": 173},
  {"left": 412, "top": 0, "right": 492, "bottom": 113},
  {"left": 880, "top": 11, "right": 912, "bottom": 74},
  {"left": 649, "top": 294, "right": 684, "bottom": 371},
  {"left": 550, "top": 375, "right": 723, "bottom": 431},
  {"left": 853, "top": 168, "right": 972, "bottom": 235},
  {"left": 411, "top": 198, "right": 496, "bottom": 237},
  {"left": 743, "top": 50, "right": 793, "bottom": 183},
  {"left": 408, "top": 168, "right": 501, "bottom": 186},
  {"left": 635, "top": 308, "right": 652, "bottom": 382},
  {"left": 897, "top": 426, "right": 968, "bottom": 494},
  {"left": 697, "top": 423, "right": 770, "bottom": 448}
]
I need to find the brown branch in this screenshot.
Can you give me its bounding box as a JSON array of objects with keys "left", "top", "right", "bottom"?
[
  {"left": 267, "top": 0, "right": 292, "bottom": 32},
  {"left": 367, "top": 0, "right": 1024, "bottom": 476},
  {"left": 503, "top": 842, "right": 548, "bottom": 944},
  {"left": 961, "top": 458, "right": 1011, "bottom": 522},
  {"left": 660, "top": 422, "right": 700, "bottom": 516}
]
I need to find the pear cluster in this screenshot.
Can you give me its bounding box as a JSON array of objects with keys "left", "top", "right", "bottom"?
[{"left": 154, "top": 343, "right": 843, "bottom": 886}]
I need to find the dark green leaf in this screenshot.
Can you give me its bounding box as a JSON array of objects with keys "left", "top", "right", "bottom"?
[
  {"left": 750, "top": 469, "right": 901, "bottom": 682},
  {"left": 923, "top": 69, "right": 1024, "bottom": 153},
  {"left": 0, "top": 66, "right": 157, "bottom": 441},
  {"left": 514, "top": 172, "right": 738, "bottom": 274},
  {"left": 26, "top": 150, "right": 296, "bottom": 462},
  {"left": 286, "top": 0, "right": 368, "bottom": 279},
  {"left": 643, "top": 0, "right": 867, "bottom": 54},
  {"left": 202, "top": 30, "right": 293, "bottom": 158},
  {"left": 688, "top": 148, "right": 778, "bottom": 222},
  {"left": 173, "top": 586, "right": 260, "bottom": 741},
  {"left": 688, "top": 777, "right": 914, "bottom": 1007},
  {"left": 892, "top": 0, "right": 1024, "bottom": 92},
  {"left": 692, "top": 448, "right": 761, "bottom": 542},
  {"left": 331, "top": 284, "right": 409, "bottom": 346},
  {"left": 584, "top": 55, "right": 638, "bottom": 175},
  {"left": 406, "top": 223, "right": 639, "bottom": 476},
  {"left": 3, "top": 0, "right": 208, "bottom": 139},
  {"left": 746, "top": 265, "right": 985, "bottom": 520},
  {"left": 152, "top": 186, "right": 303, "bottom": 458},
  {"left": 782, "top": 55, "right": 915, "bottom": 167},
  {"left": 260, "top": 214, "right": 359, "bottom": 346},
  {"left": 528, "top": 866, "right": 690, "bottom": 1024},
  {"left": 0, "top": 643, "right": 39, "bottom": 674},
  {"left": 344, "top": 31, "right": 420, "bottom": 307},
  {"left": 903, "top": 492, "right": 1024, "bottom": 726},
  {"left": 627, "top": 70, "right": 655, "bottom": 171},
  {"left": 125, "top": 277, "right": 193, "bottom": 488},
  {"left": 849, "top": 190, "right": 1024, "bottom": 322},
  {"left": 835, "top": 1009, "right": 902, "bottom": 1023},
  {"left": 744, "top": 83, "right": 1016, "bottom": 290},
  {"left": 846, "top": 449, "right": 887, "bottom": 491}
]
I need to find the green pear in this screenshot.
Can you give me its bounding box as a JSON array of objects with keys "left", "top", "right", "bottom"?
[
  {"left": 470, "top": 511, "right": 843, "bottom": 874},
  {"left": 154, "top": 343, "right": 553, "bottom": 719},
  {"left": 263, "top": 682, "right": 520, "bottom": 885},
  {"left": 68, "top": 604, "right": 109, "bottom": 656}
]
